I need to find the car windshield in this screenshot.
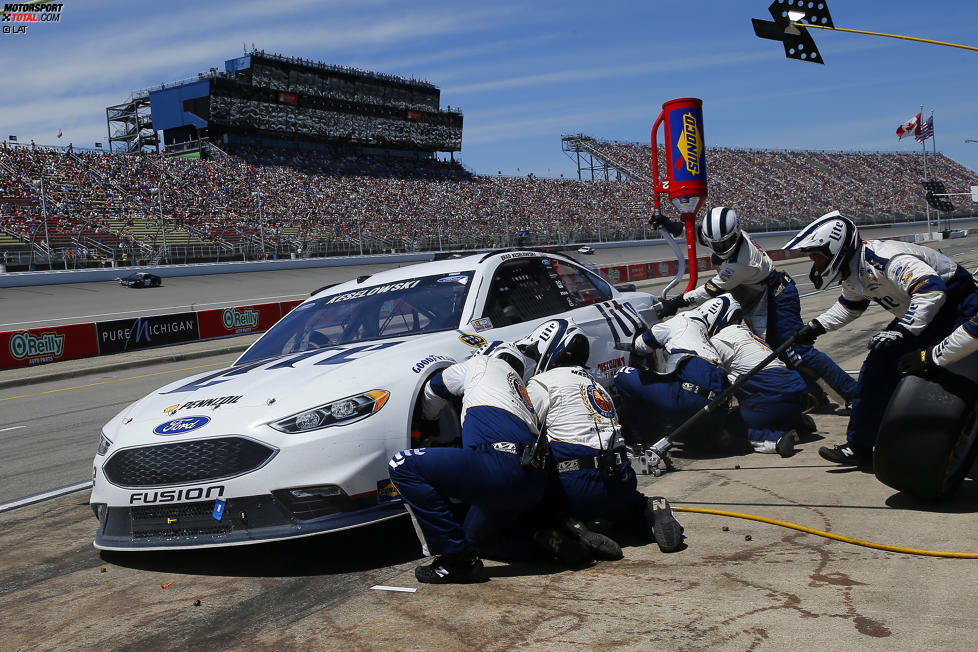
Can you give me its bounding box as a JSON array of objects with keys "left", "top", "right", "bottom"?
[{"left": 237, "top": 271, "right": 473, "bottom": 364}]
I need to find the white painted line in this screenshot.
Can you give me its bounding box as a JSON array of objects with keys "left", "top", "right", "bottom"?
[
  {"left": 0, "top": 426, "right": 27, "bottom": 432},
  {"left": 0, "top": 480, "right": 93, "bottom": 513},
  {"left": 0, "top": 294, "right": 307, "bottom": 329},
  {"left": 370, "top": 585, "right": 417, "bottom": 593}
]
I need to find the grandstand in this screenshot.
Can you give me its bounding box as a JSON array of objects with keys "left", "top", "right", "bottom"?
[
  {"left": 110, "top": 49, "right": 463, "bottom": 160},
  {"left": 2, "top": 139, "right": 975, "bottom": 271}
]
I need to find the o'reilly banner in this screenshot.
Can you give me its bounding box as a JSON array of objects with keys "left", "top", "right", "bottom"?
[{"left": 96, "top": 313, "right": 200, "bottom": 355}]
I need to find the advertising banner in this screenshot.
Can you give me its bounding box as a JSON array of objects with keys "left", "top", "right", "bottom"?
[
  {"left": 197, "top": 302, "right": 283, "bottom": 339},
  {"left": 0, "top": 323, "right": 99, "bottom": 369},
  {"left": 96, "top": 312, "right": 200, "bottom": 355}
]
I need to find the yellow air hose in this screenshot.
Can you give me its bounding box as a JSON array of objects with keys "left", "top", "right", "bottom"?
[{"left": 674, "top": 506, "right": 978, "bottom": 559}]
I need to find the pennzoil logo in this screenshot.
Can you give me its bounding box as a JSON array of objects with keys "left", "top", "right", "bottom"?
[
  {"left": 9, "top": 330, "right": 64, "bottom": 361},
  {"left": 675, "top": 112, "right": 703, "bottom": 176},
  {"left": 222, "top": 307, "right": 260, "bottom": 330}
]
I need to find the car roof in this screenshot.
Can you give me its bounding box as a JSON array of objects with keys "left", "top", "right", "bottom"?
[{"left": 310, "top": 249, "right": 585, "bottom": 299}]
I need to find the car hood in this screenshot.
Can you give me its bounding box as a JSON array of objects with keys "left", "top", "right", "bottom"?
[{"left": 106, "top": 332, "right": 468, "bottom": 442}]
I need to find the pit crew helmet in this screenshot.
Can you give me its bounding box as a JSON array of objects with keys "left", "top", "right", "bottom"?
[
  {"left": 516, "top": 318, "right": 590, "bottom": 375},
  {"left": 700, "top": 206, "right": 742, "bottom": 259},
  {"left": 694, "top": 295, "right": 743, "bottom": 336},
  {"left": 784, "top": 210, "right": 861, "bottom": 290},
  {"left": 478, "top": 341, "right": 531, "bottom": 381}
]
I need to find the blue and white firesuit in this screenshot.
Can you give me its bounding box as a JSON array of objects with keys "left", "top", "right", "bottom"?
[
  {"left": 613, "top": 312, "right": 730, "bottom": 440},
  {"left": 683, "top": 232, "right": 857, "bottom": 401},
  {"left": 810, "top": 240, "right": 978, "bottom": 448},
  {"left": 527, "top": 366, "right": 645, "bottom": 523},
  {"left": 711, "top": 323, "right": 808, "bottom": 452},
  {"left": 388, "top": 355, "right": 546, "bottom": 556}
]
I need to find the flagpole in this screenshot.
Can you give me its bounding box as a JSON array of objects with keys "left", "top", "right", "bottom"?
[
  {"left": 921, "top": 105, "right": 931, "bottom": 238},
  {"left": 930, "top": 109, "right": 938, "bottom": 231}
]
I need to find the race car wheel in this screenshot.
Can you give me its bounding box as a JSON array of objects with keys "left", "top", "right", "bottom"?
[{"left": 874, "top": 371, "right": 978, "bottom": 501}]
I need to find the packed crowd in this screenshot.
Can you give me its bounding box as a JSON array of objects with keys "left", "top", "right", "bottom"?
[
  {"left": 592, "top": 140, "right": 976, "bottom": 229},
  {"left": 0, "top": 140, "right": 974, "bottom": 258}
]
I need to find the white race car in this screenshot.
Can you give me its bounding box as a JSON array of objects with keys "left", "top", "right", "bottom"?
[{"left": 90, "top": 249, "right": 658, "bottom": 550}]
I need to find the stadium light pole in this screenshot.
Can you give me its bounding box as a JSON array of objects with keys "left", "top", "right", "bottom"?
[
  {"left": 150, "top": 187, "right": 168, "bottom": 264},
  {"left": 32, "top": 179, "right": 52, "bottom": 266}
]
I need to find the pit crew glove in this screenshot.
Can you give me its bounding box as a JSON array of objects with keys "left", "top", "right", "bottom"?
[
  {"left": 897, "top": 347, "right": 937, "bottom": 375},
  {"left": 868, "top": 329, "right": 906, "bottom": 351},
  {"left": 649, "top": 214, "right": 684, "bottom": 238},
  {"left": 656, "top": 294, "right": 688, "bottom": 319},
  {"left": 793, "top": 319, "right": 825, "bottom": 346}
]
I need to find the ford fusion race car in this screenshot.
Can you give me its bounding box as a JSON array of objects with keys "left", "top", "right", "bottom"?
[{"left": 90, "top": 249, "right": 658, "bottom": 550}]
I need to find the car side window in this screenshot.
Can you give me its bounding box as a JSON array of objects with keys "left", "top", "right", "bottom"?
[
  {"left": 548, "top": 260, "right": 614, "bottom": 306},
  {"left": 483, "top": 258, "right": 575, "bottom": 326}
]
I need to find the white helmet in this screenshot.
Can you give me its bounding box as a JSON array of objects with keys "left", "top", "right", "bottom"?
[
  {"left": 784, "top": 211, "right": 861, "bottom": 290},
  {"left": 700, "top": 207, "right": 741, "bottom": 259},
  {"left": 694, "top": 295, "right": 743, "bottom": 336},
  {"left": 477, "top": 340, "right": 531, "bottom": 380},
  {"left": 516, "top": 318, "right": 590, "bottom": 376}
]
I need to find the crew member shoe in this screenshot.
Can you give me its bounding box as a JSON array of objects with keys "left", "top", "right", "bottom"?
[
  {"left": 818, "top": 442, "right": 872, "bottom": 467},
  {"left": 415, "top": 550, "right": 486, "bottom": 584},
  {"left": 558, "top": 516, "right": 623, "bottom": 560},
  {"left": 646, "top": 497, "right": 684, "bottom": 553},
  {"left": 775, "top": 430, "right": 798, "bottom": 458},
  {"left": 532, "top": 527, "right": 594, "bottom": 567},
  {"left": 836, "top": 400, "right": 852, "bottom": 417}
]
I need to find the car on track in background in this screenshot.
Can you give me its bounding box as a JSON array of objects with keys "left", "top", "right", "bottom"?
[
  {"left": 577, "top": 245, "right": 596, "bottom": 255},
  {"left": 90, "top": 249, "right": 659, "bottom": 550},
  {"left": 119, "top": 272, "right": 162, "bottom": 288}
]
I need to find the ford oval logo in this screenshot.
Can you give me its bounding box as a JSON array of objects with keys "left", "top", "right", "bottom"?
[{"left": 153, "top": 416, "right": 211, "bottom": 436}]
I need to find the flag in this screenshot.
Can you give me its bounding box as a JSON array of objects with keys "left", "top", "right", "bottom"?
[
  {"left": 57, "top": 129, "right": 63, "bottom": 138},
  {"left": 8, "top": 135, "right": 16, "bottom": 142},
  {"left": 896, "top": 113, "right": 920, "bottom": 140},
  {"left": 916, "top": 115, "right": 934, "bottom": 142},
  {"left": 95, "top": 142, "right": 102, "bottom": 148}
]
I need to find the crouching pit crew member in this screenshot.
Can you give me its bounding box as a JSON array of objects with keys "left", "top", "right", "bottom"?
[
  {"left": 702, "top": 295, "right": 807, "bottom": 456},
  {"left": 786, "top": 211, "right": 978, "bottom": 467},
  {"left": 613, "top": 302, "right": 731, "bottom": 445},
  {"left": 388, "top": 341, "right": 546, "bottom": 584},
  {"left": 518, "top": 320, "right": 684, "bottom": 558}
]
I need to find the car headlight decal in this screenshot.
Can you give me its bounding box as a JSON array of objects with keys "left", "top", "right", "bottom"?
[
  {"left": 270, "top": 389, "right": 390, "bottom": 433},
  {"left": 97, "top": 433, "right": 113, "bottom": 456}
]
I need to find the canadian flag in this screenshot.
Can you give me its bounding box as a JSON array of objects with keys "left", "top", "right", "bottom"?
[{"left": 896, "top": 113, "right": 920, "bottom": 140}]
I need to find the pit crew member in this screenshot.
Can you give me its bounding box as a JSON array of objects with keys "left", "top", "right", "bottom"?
[
  {"left": 657, "top": 206, "right": 856, "bottom": 410},
  {"left": 519, "top": 320, "right": 684, "bottom": 555},
  {"left": 786, "top": 211, "right": 978, "bottom": 466},
  {"left": 703, "top": 296, "right": 807, "bottom": 456},
  {"left": 388, "top": 342, "right": 546, "bottom": 584}
]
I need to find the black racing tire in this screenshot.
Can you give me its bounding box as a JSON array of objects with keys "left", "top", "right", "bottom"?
[{"left": 874, "top": 364, "right": 978, "bottom": 501}]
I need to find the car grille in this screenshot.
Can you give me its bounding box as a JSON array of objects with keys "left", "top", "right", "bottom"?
[
  {"left": 103, "top": 437, "right": 276, "bottom": 487},
  {"left": 131, "top": 502, "right": 233, "bottom": 539}
]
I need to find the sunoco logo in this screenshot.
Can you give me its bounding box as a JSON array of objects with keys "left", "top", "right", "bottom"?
[
  {"left": 676, "top": 112, "right": 703, "bottom": 176},
  {"left": 9, "top": 331, "right": 64, "bottom": 360},
  {"left": 222, "top": 307, "right": 259, "bottom": 330}
]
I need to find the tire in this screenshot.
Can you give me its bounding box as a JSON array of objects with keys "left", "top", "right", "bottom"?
[{"left": 874, "top": 359, "right": 978, "bottom": 501}]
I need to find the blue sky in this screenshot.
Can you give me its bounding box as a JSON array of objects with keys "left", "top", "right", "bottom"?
[{"left": 3, "top": 1, "right": 978, "bottom": 180}]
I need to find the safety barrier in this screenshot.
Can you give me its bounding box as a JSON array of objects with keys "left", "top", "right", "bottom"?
[
  {"left": 596, "top": 248, "right": 808, "bottom": 283},
  {"left": 0, "top": 299, "right": 304, "bottom": 370}
]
